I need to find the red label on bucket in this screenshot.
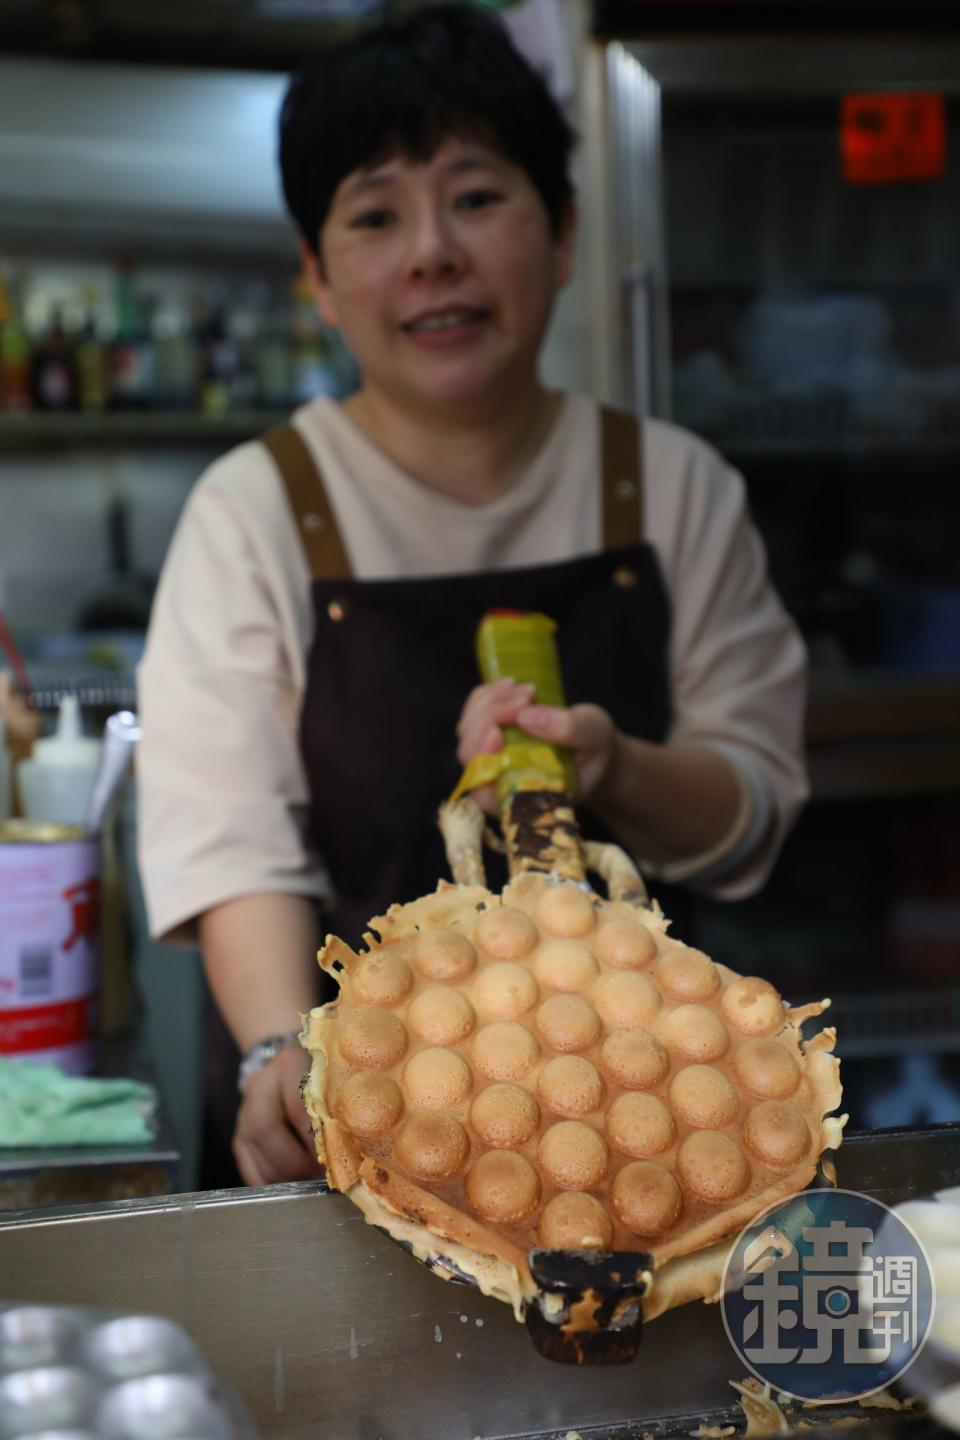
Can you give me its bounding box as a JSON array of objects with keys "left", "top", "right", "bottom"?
[{"left": 0, "top": 996, "right": 95, "bottom": 1053}]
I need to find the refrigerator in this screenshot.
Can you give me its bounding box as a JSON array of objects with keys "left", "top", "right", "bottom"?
[
  {"left": 589, "top": 9, "right": 960, "bottom": 1128},
  {"left": 595, "top": 18, "right": 960, "bottom": 669}
]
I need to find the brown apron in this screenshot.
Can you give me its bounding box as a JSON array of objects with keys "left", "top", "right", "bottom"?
[{"left": 201, "top": 407, "right": 675, "bottom": 1187}]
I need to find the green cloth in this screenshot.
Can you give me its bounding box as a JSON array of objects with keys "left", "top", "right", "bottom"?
[{"left": 0, "top": 1055, "right": 156, "bottom": 1147}]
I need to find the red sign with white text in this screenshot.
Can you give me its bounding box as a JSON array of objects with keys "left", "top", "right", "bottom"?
[{"left": 842, "top": 93, "right": 946, "bottom": 184}]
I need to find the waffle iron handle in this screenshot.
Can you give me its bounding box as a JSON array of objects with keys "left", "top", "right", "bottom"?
[
  {"left": 475, "top": 611, "right": 586, "bottom": 883},
  {"left": 524, "top": 1247, "right": 653, "bottom": 1365},
  {"left": 443, "top": 612, "right": 649, "bottom": 898}
]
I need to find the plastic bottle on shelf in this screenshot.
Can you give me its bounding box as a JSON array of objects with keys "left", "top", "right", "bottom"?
[
  {"left": 16, "top": 695, "right": 102, "bottom": 828},
  {"left": 0, "top": 267, "right": 33, "bottom": 413}
]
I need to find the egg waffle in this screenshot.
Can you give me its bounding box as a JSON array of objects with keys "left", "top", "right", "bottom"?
[
  {"left": 303, "top": 609, "right": 844, "bottom": 1360},
  {"left": 302, "top": 869, "right": 844, "bottom": 1330}
]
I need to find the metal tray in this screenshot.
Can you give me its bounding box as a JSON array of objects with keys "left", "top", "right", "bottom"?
[
  {"left": 0, "top": 1125, "right": 956, "bottom": 1440},
  {"left": 0, "top": 1301, "right": 260, "bottom": 1438}
]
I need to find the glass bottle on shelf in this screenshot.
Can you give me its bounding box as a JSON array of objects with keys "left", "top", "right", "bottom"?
[
  {"left": 227, "top": 289, "right": 259, "bottom": 413},
  {"left": 0, "top": 268, "right": 34, "bottom": 413},
  {"left": 254, "top": 284, "right": 294, "bottom": 412},
  {"left": 291, "top": 276, "right": 339, "bottom": 405},
  {"left": 197, "top": 290, "right": 240, "bottom": 416},
  {"left": 75, "top": 286, "right": 108, "bottom": 414},
  {"left": 153, "top": 299, "right": 198, "bottom": 411},
  {"left": 31, "top": 304, "right": 78, "bottom": 412},
  {"left": 329, "top": 328, "right": 360, "bottom": 399},
  {"left": 109, "top": 265, "right": 156, "bottom": 410}
]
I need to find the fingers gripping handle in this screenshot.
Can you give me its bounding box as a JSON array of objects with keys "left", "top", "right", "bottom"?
[{"left": 450, "top": 611, "right": 576, "bottom": 805}]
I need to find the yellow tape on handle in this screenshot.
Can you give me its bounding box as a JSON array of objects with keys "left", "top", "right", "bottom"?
[
  {"left": 449, "top": 741, "right": 569, "bottom": 803},
  {"left": 475, "top": 611, "right": 566, "bottom": 704}
]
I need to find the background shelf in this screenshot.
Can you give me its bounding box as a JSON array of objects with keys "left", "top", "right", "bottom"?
[{"left": 0, "top": 411, "right": 288, "bottom": 452}]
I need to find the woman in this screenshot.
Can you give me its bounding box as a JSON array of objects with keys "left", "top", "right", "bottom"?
[{"left": 137, "top": 3, "right": 808, "bottom": 1188}]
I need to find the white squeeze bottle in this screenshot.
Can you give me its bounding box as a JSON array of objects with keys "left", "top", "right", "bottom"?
[{"left": 17, "top": 695, "right": 102, "bottom": 828}]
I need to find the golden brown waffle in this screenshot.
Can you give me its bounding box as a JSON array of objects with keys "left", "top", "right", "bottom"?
[{"left": 302, "top": 873, "right": 844, "bottom": 1321}]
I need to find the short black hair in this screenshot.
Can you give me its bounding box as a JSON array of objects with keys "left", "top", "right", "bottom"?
[{"left": 279, "top": 2, "right": 576, "bottom": 252}]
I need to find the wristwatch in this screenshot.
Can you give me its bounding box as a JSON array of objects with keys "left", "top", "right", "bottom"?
[{"left": 237, "top": 1030, "right": 302, "bottom": 1094}]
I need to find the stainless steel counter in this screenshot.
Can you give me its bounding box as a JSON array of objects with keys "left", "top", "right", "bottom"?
[{"left": 0, "top": 1126, "right": 956, "bottom": 1440}]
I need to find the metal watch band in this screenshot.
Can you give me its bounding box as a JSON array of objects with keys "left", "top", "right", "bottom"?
[{"left": 237, "top": 1030, "right": 302, "bottom": 1094}]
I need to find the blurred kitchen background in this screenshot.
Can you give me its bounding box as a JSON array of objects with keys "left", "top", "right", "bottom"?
[{"left": 1, "top": 0, "right": 958, "bottom": 1192}]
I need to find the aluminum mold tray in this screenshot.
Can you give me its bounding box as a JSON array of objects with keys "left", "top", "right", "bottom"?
[{"left": 0, "top": 1125, "right": 957, "bottom": 1440}]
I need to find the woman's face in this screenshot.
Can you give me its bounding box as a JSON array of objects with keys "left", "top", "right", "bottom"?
[{"left": 305, "top": 135, "right": 575, "bottom": 416}]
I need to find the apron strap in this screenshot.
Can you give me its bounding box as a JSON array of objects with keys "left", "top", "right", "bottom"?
[
  {"left": 260, "top": 422, "right": 353, "bottom": 580},
  {"left": 262, "top": 406, "right": 642, "bottom": 579},
  {"left": 600, "top": 406, "right": 644, "bottom": 548}
]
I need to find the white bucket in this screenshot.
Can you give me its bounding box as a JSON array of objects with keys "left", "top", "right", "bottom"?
[{"left": 0, "top": 820, "right": 100, "bottom": 1075}]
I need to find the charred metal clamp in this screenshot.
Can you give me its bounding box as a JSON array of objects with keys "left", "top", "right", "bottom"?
[{"left": 524, "top": 1247, "right": 654, "bottom": 1365}]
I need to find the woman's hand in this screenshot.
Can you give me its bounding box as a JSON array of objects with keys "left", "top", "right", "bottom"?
[
  {"left": 456, "top": 678, "right": 620, "bottom": 811},
  {"left": 514, "top": 700, "right": 619, "bottom": 800},
  {"left": 232, "top": 1044, "right": 321, "bottom": 1187},
  {"left": 456, "top": 678, "right": 534, "bottom": 812},
  {"left": 200, "top": 893, "right": 322, "bottom": 1187}
]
